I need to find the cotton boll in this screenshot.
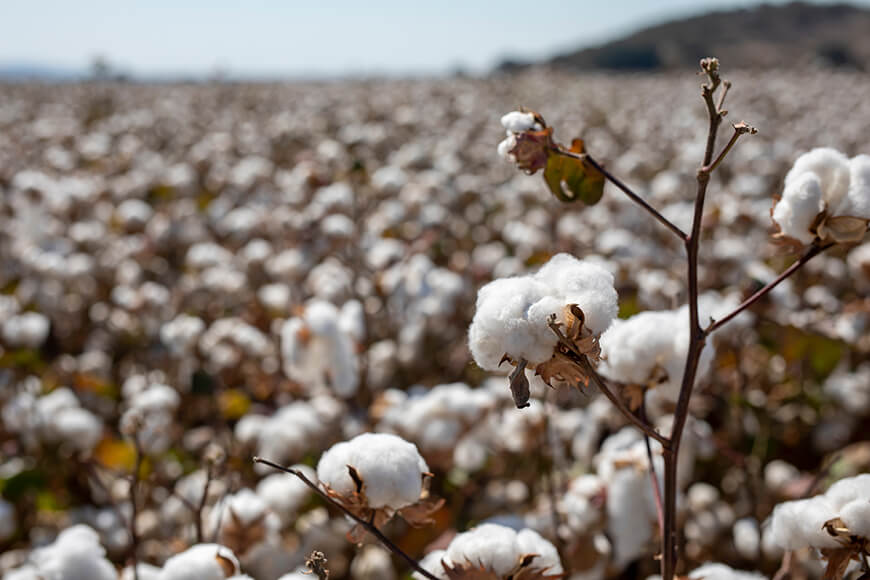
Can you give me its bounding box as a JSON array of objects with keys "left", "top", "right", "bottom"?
[
  {"left": 255, "top": 467, "right": 314, "bottom": 526},
  {"left": 824, "top": 473, "right": 870, "bottom": 510},
  {"left": 732, "top": 518, "right": 761, "bottom": 560},
  {"left": 784, "top": 147, "right": 851, "bottom": 209},
  {"left": 769, "top": 496, "right": 841, "bottom": 550},
  {"left": 316, "top": 432, "right": 428, "bottom": 510},
  {"left": 2, "top": 312, "right": 50, "bottom": 349},
  {"left": 688, "top": 563, "right": 766, "bottom": 579},
  {"left": 436, "top": 523, "right": 563, "bottom": 577},
  {"left": 838, "top": 154, "right": 870, "bottom": 219},
  {"left": 54, "top": 407, "right": 103, "bottom": 453},
  {"left": 468, "top": 276, "right": 554, "bottom": 369},
  {"left": 27, "top": 524, "right": 117, "bottom": 580},
  {"left": 159, "top": 543, "right": 240, "bottom": 580},
  {"left": 772, "top": 173, "right": 825, "bottom": 244},
  {"left": 349, "top": 545, "right": 396, "bottom": 580},
  {"left": 121, "top": 563, "right": 162, "bottom": 580},
  {"left": 501, "top": 111, "right": 539, "bottom": 133}
]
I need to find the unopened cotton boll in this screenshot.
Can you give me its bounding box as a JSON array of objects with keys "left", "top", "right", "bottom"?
[{"left": 316, "top": 432, "right": 429, "bottom": 510}]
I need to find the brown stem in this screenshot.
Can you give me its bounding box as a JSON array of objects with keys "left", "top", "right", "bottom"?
[
  {"left": 252, "top": 457, "right": 439, "bottom": 580},
  {"left": 195, "top": 464, "right": 214, "bottom": 543},
  {"left": 556, "top": 149, "right": 688, "bottom": 240},
  {"left": 641, "top": 400, "right": 665, "bottom": 536},
  {"left": 702, "top": 122, "right": 756, "bottom": 174},
  {"left": 661, "top": 59, "right": 723, "bottom": 580},
  {"left": 708, "top": 242, "right": 833, "bottom": 333}
]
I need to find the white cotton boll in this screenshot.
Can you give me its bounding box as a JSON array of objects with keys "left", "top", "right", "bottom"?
[
  {"left": 316, "top": 432, "right": 428, "bottom": 510},
  {"left": 687, "top": 482, "right": 720, "bottom": 512},
  {"left": 769, "top": 496, "right": 841, "bottom": 550},
  {"left": 255, "top": 467, "right": 313, "bottom": 525},
  {"left": 732, "top": 518, "right": 761, "bottom": 560},
  {"left": 468, "top": 276, "right": 554, "bottom": 370},
  {"left": 186, "top": 243, "right": 234, "bottom": 270},
  {"left": 764, "top": 460, "right": 800, "bottom": 494},
  {"left": 257, "top": 283, "right": 292, "bottom": 312},
  {"left": 116, "top": 199, "right": 153, "bottom": 229},
  {"left": 501, "top": 111, "right": 538, "bottom": 133},
  {"left": 497, "top": 134, "right": 518, "bottom": 162},
  {"left": 824, "top": 473, "right": 870, "bottom": 510},
  {"left": 160, "top": 315, "right": 206, "bottom": 354},
  {"left": 840, "top": 498, "right": 870, "bottom": 538},
  {"left": 838, "top": 154, "right": 870, "bottom": 219},
  {"left": 234, "top": 414, "right": 267, "bottom": 447},
  {"left": 321, "top": 213, "right": 355, "bottom": 238},
  {"left": 29, "top": 524, "right": 117, "bottom": 580},
  {"left": 784, "top": 147, "right": 851, "bottom": 209},
  {"left": 2, "top": 312, "right": 50, "bottom": 349},
  {"left": 350, "top": 545, "right": 396, "bottom": 580},
  {"left": 0, "top": 498, "right": 17, "bottom": 541},
  {"left": 159, "top": 543, "right": 239, "bottom": 580},
  {"left": 688, "top": 563, "right": 766, "bottom": 580},
  {"left": 533, "top": 254, "right": 618, "bottom": 335},
  {"left": 771, "top": 173, "right": 824, "bottom": 244},
  {"left": 606, "top": 468, "right": 656, "bottom": 568},
  {"left": 415, "top": 550, "right": 448, "bottom": 580},
  {"left": 121, "top": 563, "right": 162, "bottom": 580},
  {"left": 54, "top": 407, "right": 103, "bottom": 453},
  {"left": 453, "top": 436, "right": 488, "bottom": 472},
  {"left": 339, "top": 300, "right": 365, "bottom": 343},
  {"left": 515, "top": 528, "right": 563, "bottom": 573}
]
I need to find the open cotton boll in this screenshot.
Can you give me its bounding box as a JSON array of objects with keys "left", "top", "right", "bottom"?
[
  {"left": 688, "top": 563, "right": 766, "bottom": 580},
  {"left": 501, "top": 111, "right": 539, "bottom": 133},
  {"left": 316, "top": 432, "right": 428, "bottom": 510},
  {"left": 26, "top": 524, "right": 117, "bottom": 580},
  {"left": 121, "top": 563, "right": 162, "bottom": 580},
  {"left": 418, "top": 523, "right": 563, "bottom": 579},
  {"left": 772, "top": 173, "right": 825, "bottom": 244},
  {"left": 159, "top": 543, "right": 240, "bottom": 580},
  {"left": 769, "top": 496, "right": 842, "bottom": 550},
  {"left": 2, "top": 311, "right": 50, "bottom": 349},
  {"left": 255, "top": 466, "right": 314, "bottom": 525},
  {"left": 469, "top": 253, "right": 617, "bottom": 371}
]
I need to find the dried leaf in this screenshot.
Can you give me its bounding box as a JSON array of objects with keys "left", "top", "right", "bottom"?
[
  {"left": 215, "top": 552, "right": 238, "bottom": 577},
  {"left": 509, "top": 359, "right": 531, "bottom": 409},
  {"left": 510, "top": 128, "right": 554, "bottom": 174},
  {"left": 398, "top": 497, "right": 446, "bottom": 527},
  {"left": 543, "top": 139, "right": 605, "bottom": 205},
  {"left": 441, "top": 558, "right": 564, "bottom": 580},
  {"left": 820, "top": 546, "right": 858, "bottom": 580},
  {"left": 442, "top": 562, "right": 501, "bottom": 579},
  {"left": 622, "top": 383, "right": 645, "bottom": 412},
  {"left": 536, "top": 352, "right": 588, "bottom": 389},
  {"left": 818, "top": 215, "right": 869, "bottom": 244}
]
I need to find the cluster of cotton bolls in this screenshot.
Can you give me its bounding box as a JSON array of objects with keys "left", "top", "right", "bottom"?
[{"left": 1, "top": 69, "right": 870, "bottom": 580}]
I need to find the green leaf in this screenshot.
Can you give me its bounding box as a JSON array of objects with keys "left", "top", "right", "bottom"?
[{"left": 543, "top": 139, "right": 605, "bottom": 205}]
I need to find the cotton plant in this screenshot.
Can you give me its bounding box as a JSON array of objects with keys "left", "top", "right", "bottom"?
[{"left": 2, "top": 525, "right": 117, "bottom": 580}]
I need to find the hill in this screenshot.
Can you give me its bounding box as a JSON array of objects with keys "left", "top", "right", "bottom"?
[{"left": 498, "top": 2, "right": 870, "bottom": 72}]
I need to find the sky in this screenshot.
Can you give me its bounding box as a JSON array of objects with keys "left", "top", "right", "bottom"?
[{"left": 2, "top": 0, "right": 869, "bottom": 78}]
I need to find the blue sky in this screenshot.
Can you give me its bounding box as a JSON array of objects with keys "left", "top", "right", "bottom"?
[{"left": 2, "top": 0, "right": 868, "bottom": 77}]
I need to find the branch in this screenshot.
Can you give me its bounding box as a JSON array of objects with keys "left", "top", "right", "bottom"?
[
  {"left": 641, "top": 400, "right": 665, "bottom": 537},
  {"left": 707, "top": 242, "right": 834, "bottom": 333},
  {"left": 581, "top": 358, "right": 670, "bottom": 446},
  {"left": 252, "top": 457, "right": 439, "bottom": 580},
  {"left": 701, "top": 121, "right": 756, "bottom": 174},
  {"left": 555, "top": 149, "right": 688, "bottom": 240}
]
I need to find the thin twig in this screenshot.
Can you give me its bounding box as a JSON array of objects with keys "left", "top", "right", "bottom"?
[
  {"left": 195, "top": 463, "right": 214, "bottom": 543},
  {"left": 252, "top": 457, "right": 439, "bottom": 580},
  {"left": 702, "top": 121, "right": 756, "bottom": 174},
  {"left": 641, "top": 400, "right": 665, "bottom": 537},
  {"left": 716, "top": 80, "right": 731, "bottom": 113},
  {"left": 555, "top": 149, "right": 688, "bottom": 240},
  {"left": 772, "top": 550, "right": 794, "bottom": 580},
  {"left": 708, "top": 242, "right": 834, "bottom": 333}
]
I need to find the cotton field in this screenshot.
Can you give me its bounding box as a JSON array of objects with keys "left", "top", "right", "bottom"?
[{"left": 1, "top": 68, "right": 870, "bottom": 579}]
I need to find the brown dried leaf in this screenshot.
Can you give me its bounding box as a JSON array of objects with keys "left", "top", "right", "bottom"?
[
  {"left": 820, "top": 546, "right": 858, "bottom": 580},
  {"left": 536, "top": 352, "right": 588, "bottom": 389},
  {"left": 219, "top": 508, "right": 266, "bottom": 557},
  {"left": 215, "top": 552, "right": 238, "bottom": 577},
  {"left": 510, "top": 128, "right": 554, "bottom": 174},
  {"left": 622, "top": 383, "right": 645, "bottom": 412},
  {"left": 509, "top": 359, "right": 531, "bottom": 409},
  {"left": 441, "top": 558, "right": 564, "bottom": 580},
  {"left": 398, "top": 497, "right": 446, "bottom": 527},
  {"left": 442, "top": 562, "right": 501, "bottom": 580},
  {"left": 818, "top": 215, "right": 869, "bottom": 244}
]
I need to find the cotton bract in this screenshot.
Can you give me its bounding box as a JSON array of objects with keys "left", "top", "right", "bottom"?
[
  {"left": 316, "top": 432, "right": 429, "bottom": 510},
  {"left": 468, "top": 253, "right": 618, "bottom": 371}
]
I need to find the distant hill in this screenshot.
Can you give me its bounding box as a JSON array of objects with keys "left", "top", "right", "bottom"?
[{"left": 498, "top": 2, "right": 870, "bottom": 72}]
